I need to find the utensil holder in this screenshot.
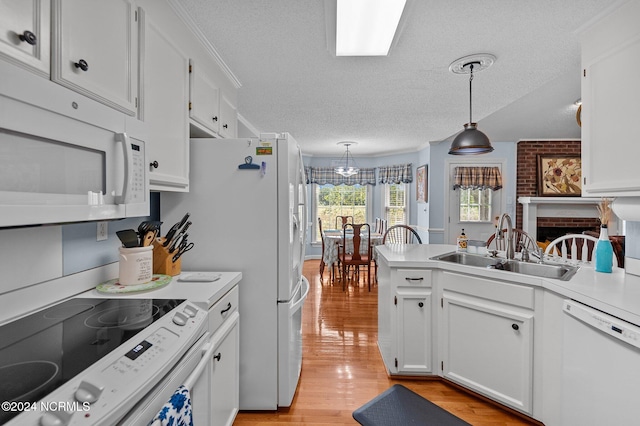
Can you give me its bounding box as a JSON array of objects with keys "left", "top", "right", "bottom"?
[
  {"left": 153, "top": 238, "right": 182, "bottom": 276},
  {"left": 118, "top": 245, "right": 153, "bottom": 285}
]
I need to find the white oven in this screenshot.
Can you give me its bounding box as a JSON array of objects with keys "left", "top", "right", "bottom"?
[
  {"left": 0, "top": 297, "right": 211, "bottom": 425},
  {"left": 0, "top": 60, "right": 149, "bottom": 227}
]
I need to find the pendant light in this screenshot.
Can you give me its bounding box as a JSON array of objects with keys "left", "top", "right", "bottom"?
[
  {"left": 448, "top": 54, "right": 496, "bottom": 155},
  {"left": 334, "top": 141, "right": 360, "bottom": 177}
]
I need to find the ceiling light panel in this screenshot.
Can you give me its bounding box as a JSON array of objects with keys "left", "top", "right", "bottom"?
[{"left": 336, "top": 0, "right": 407, "bottom": 56}]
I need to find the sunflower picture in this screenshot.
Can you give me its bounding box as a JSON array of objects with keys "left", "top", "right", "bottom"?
[{"left": 537, "top": 155, "right": 582, "bottom": 196}]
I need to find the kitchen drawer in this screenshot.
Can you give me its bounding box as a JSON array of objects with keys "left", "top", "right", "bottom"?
[
  {"left": 209, "top": 285, "right": 239, "bottom": 334},
  {"left": 395, "top": 269, "right": 432, "bottom": 287}
]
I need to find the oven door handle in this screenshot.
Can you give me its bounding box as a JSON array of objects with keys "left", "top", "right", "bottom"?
[{"left": 183, "top": 339, "right": 215, "bottom": 390}]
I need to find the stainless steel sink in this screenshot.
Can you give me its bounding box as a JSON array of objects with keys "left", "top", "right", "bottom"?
[
  {"left": 433, "top": 252, "right": 503, "bottom": 268},
  {"left": 431, "top": 251, "right": 578, "bottom": 281}
]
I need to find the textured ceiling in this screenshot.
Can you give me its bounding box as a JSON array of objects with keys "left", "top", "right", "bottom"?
[{"left": 174, "top": 0, "right": 614, "bottom": 156}]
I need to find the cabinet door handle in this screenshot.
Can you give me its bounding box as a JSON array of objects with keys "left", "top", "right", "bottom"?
[
  {"left": 220, "top": 302, "right": 232, "bottom": 314},
  {"left": 212, "top": 116, "right": 218, "bottom": 122},
  {"left": 74, "top": 59, "right": 89, "bottom": 71},
  {"left": 512, "top": 323, "right": 519, "bottom": 331},
  {"left": 150, "top": 160, "right": 159, "bottom": 169},
  {"left": 19, "top": 30, "right": 37, "bottom": 45},
  {"left": 405, "top": 277, "right": 424, "bottom": 282},
  {"left": 223, "top": 124, "right": 228, "bottom": 129},
  {"left": 418, "top": 302, "right": 424, "bottom": 308},
  {"left": 213, "top": 352, "right": 222, "bottom": 362}
]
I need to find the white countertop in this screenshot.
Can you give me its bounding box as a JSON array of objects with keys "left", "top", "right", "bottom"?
[
  {"left": 376, "top": 244, "right": 640, "bottom": 326},
  {"left": 79, "top": 271, "right": 243, "bottom": 310}
]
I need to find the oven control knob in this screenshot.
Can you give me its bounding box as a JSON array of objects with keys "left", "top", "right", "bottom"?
[
  {"left": 183, "top": 305, "right": 198, "bottom": 318},
  {"left": 75, "top": 380, "right": 104, "bottom": 404},
  {"left": 40, "top": 409, "right": 73, "bottom": 426},
  {"left": 173, "top": 311, "right": 189, "bottom": 326}
]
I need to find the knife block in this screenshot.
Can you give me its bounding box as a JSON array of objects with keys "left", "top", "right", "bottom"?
[{"left": 153, "top": 238, "right": 182, "bottom": 276}]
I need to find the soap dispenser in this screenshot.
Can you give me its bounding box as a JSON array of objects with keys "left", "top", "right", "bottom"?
[{"left": 457, "top": 229, "right": 468, "bottom": 252}]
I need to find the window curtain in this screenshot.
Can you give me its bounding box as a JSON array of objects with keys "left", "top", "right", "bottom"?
[
  {"left": 305, "top": 167, "right": 376, "bottom": 186},
  {"left": 378, "top": 163, "right": 413, "bottom": 184},
  {"left": 452, "top": 166, "right": 503, "bottom": 190}
]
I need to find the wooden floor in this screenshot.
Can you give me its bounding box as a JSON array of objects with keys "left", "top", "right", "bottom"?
[{"left": 233, "top": 260, "right": 536, "bottom": 425}]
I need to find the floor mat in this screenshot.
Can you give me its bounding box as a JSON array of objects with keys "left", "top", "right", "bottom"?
[{"left": 353, "top": 384, "right": 471, "bottom": 426}]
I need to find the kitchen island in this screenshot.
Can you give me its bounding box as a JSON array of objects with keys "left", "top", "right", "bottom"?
[{"left": 376, "top": 243, "right": 640, "bottom": 425}]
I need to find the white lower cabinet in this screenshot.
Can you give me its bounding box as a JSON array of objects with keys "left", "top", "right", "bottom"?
[
  {"left": 378, "top": 254, "right": 542, "bottom": 418},
  {"left": 396, "top": 288, "right": 432, "bottom": 373},
  {"left": 208, "top": 285, "right": 240, "bottom": 425},
  {"left": 210, "top": 312, "right": 239, "bottom": 425},
  {"left": 378, "top": 261, "right": 434, "bottom": 375},
  {"left": 440, "top": 271, "right": 534, "bottom": 415}
]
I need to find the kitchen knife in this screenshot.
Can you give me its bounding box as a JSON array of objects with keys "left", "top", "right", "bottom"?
[
  {"left": 167, "top": 221, "right": 192, "bottom": 250},
  {"left": 162, "top": 223, "right": 181, "bottom": 246},
  {"left": 168, "top": 233, "right": 187, "bottom": 254},
  {"left": 176, "top": 212, "right": 190, "bottom": 230},
  {"left": 162, "top": 213, "right": 190, "bottom": 246}
]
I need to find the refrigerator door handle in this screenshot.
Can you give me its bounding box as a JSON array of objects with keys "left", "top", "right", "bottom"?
[{"left": 290, "top": 276, "right": 310, "bottom": 313}]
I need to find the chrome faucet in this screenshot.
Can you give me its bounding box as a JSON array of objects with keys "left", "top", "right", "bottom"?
[
  {"left": 529, "top": 245, "right": 545, "bottom": 263},
  {"left": 497, "top": 213, "right": 515, "bottom": 260}
]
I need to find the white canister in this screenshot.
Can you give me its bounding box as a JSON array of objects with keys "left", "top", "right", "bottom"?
[{"left": 118, "top": 246, "right": 153, "bottom": 285}]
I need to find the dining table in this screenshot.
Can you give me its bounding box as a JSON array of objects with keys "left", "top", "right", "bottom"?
[{"left": 321, "top": 228, "right": 383, "bottom": 281}]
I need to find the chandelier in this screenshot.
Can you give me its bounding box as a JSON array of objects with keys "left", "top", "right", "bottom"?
[{"left": 334, "top": 141, "right": 360, "bottom": 177}]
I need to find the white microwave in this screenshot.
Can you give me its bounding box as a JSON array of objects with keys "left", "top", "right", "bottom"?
[{"left": 0, "top": 61, "right": 149, "bottom": 227}]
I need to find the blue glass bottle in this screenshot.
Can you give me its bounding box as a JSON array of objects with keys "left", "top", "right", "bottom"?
[{"left": 594, "top": 225, "right": 613, "bottom": 273}]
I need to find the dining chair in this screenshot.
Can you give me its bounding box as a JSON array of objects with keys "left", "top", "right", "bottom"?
[
  {"left": 382, "top": 224, "right": 422, "bottom": 244},
  {"left": 335, "top": 215, "right": 354, "bottom": 230},
  {"left": 375, "top": 218, "right": 388, "bottom": 236},
  {"left": 486, "top": 228, "right": 537, "bottom": 253},
  {"left": 374, "top": 217, "right": 382, "bottom": 234},
  {"left": 544, "top": 234, "right": 618, "bottom": 267},
  {"left": 318, "top": 217, "right": 339, "bottom": 282},
  {"left": 341, "top": 223, "right": 372, "bottom": 291},
  {"left": 318, "top": 217, "right": 327, "bottom": 278}
]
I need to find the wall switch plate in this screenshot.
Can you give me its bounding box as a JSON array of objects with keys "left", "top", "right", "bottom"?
[{"left": 97, "top": 221, "right": 108, "bottom": 241}]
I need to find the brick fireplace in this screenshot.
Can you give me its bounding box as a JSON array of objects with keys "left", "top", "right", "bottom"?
[{"left": 516, "top": 140, "right": 603, "bottom": 242}]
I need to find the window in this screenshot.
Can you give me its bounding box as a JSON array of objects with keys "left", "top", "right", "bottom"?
[
  {"left": 384, "top": 183, "right": 407, "bottom": 226},
  {"left": 459, "top": 188, "right": 492, "bottom": 222},
  {"left": 313, "top": 184, "right": 371, "bottom": 242}
]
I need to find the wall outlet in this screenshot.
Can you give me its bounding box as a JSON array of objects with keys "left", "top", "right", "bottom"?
[{"left": 97, "top": 221, "right": 108, "bottom": 241}]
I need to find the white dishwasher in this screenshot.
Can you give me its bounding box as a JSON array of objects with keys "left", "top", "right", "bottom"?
[{"left": 561, "top": 299, "right": 640, "bottom": 425}]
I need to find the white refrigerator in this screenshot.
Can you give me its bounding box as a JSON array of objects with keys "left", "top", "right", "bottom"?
[{"left": 161, "top": 133, "right": 309, "bottom": 409}]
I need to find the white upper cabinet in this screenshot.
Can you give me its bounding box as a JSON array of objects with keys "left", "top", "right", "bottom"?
[
  {"left": 139, "top": 9, "right": 190, "bottom": 192},
  {"left": 0, "top": 0, "right": 50, "bottom": 77},
  {"left": 51, "top": 0, "right": 138, "bottom": 116},
  {"left": 219, "top": 94, "right": 237, "bottom": 139},
  {"left": 189, "top": 60, "right": 221, "bottom": 135},
  {"left": 189, "top": 60, "right": 237, "bottom": 139},
  {"left": 580, "top": 0, "right": 640, "bottom": 196}
]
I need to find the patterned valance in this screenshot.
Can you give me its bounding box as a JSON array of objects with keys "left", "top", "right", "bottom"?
[
  {"left": 453, "top": 166, "right": 503, "bottom": 190},
  {"left": 305, "top": 167, "right": 376, "bottom": 186},
  {"left": 378, "top": 163, "right": 413, "bottom": 184}
]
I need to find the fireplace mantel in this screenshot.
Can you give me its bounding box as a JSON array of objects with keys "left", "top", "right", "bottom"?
[{"left": 518, "top": 197, "right": 618, "bottom": 242}]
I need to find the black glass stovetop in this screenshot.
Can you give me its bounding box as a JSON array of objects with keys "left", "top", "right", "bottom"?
[{"left": 0, "top": 297, "right": 184, "bottom": 423}]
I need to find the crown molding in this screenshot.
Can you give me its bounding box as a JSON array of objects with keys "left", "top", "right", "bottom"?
[{"left": 167, "top": 0, "right": 242, "bottom": 89}]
